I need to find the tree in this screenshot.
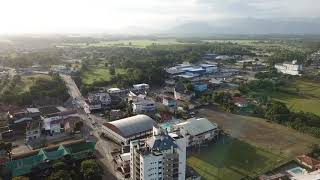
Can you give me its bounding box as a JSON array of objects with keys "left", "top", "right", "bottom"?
[
  {"left": 265, "top": 101, "right": 290, "bottom": 122},
  {"left": 49, "top": 170, "right": 72, "bottom": 180},
  {"left": 74, "top": 121, "right": 84, "bottom": 132},
  {"left": 0, "top": 142, "right": 12, "bottom": 160},
  {"left": 80, "top": 160, "right": 103, "bottom": 180}
]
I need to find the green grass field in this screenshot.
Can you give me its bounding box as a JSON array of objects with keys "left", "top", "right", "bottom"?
[
  {"left": 262, "top": 80, "right": 320, "bottom": 116},
  {"left": 187, "top": 136, "right": 286, "bottom": 180},
  {"left": 81, "top": 67, "right": 126, "bottom": 85},
  {"left": 62, "top": 39, "right": 183, "bottom": 48},
  {"left": 15, "top": 74, "right": 52, "bottom": 94}
]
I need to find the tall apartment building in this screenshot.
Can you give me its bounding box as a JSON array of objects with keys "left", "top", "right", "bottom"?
[{"left": 130, "top": 127, "right": 187, "bottom": 180}]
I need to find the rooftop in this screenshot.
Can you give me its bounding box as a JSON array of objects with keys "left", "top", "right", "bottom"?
[
  {"left": 103, "top": 114, "right": 155, "bottom": 138},
  {"left": 175, "top": 118, "right": 218, "bottom": 136}
]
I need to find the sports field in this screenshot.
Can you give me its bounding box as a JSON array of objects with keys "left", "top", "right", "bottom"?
[{"left": 187, "top": 137, "right": 286, "bottom": 180}]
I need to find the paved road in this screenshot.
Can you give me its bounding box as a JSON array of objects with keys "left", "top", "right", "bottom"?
[{"left": 60, "top": 74, "right": 119, "bottom": 179}]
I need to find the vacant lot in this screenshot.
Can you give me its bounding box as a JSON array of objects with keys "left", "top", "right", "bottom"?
[
  {"left": 81, "top": 67, "right": 126, "bottom": 85},
  {"left": 198, "top": 107, "right": 319, "bottom": 157},
  {"left": 188, "top": 136, "right": 285, "bottom": 180},
  {"left": 187, "top": 106, "right": 320, "bottom": 179}
]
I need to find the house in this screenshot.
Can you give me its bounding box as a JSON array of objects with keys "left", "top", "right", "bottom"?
[
  {"left": 174, "top": 82, "right": 195, "bottom": 101},
  {"left": 130, "top": 127, "right": 187, "bottom": 180},
  {"left": 209, "top": 78, "right": 223, "bottom": 88},
  {"left": 25, "top": 120, "right": 41, "bottom": 142},
  {"left": 193, "top": 83, "right": 208, "bottom": 92},
  {"left": 232, "top": 97, "right": 249, "bottom": 108},
  {"left": 162, "top": 96, "right": 177, "bottom": 109},
  {"left": 88, "top": 92, "right": 111, "bottom": 106},
  {"left": 4, "top": 141, "right": 96, "bottom": 177},
  {"left": 289, "top": 169, "right": 320, "bottom": 180},
  {"left": 132, "top": 99, "right": 156, "bottom": 114},
  {"left": 84, "top": 99, "right": 102, "bottom": 112},
  {"left": 296, "top": 155, "right": 320, "bottom": 170},
  {"left": 39, "top": 106, "right": 77, "bottom": 135},
  {"left": 174, "top": 118, "right": 219, "bottom": 147},
  {"left": 275, "top": 60, "right": 303, "bottom": 76},
  {"left": 101, "top": 114, "right": 156, "bottom": 145}
]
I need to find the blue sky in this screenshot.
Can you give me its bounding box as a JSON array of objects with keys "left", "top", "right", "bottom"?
[{"left": 0, "top": 0, "right": 319, "bottom": 33}]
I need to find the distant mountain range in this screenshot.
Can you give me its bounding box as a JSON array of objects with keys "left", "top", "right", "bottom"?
[{"left": 164, "top": 18, "right": 320, "bottom": 35}]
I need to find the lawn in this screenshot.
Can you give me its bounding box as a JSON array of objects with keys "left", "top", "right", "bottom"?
[
  {"left": 81, "top": 67, "right": 126, "bottom": 85},
  {"left": 187, "top": 136, "right": 286, "bottom": 180}
]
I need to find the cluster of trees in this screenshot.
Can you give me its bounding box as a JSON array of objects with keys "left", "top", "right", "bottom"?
[
  {"left": 0, "top": 48, "right": 62, "bottom": 68},
  {"left": 0, "top": 74, "right": 69, "bottom": 106},
  {"left": 264, "top": 101, "right": 320, "bottom": 137},
  {"left": 11, "top": 159, "right": 103, "bottom": 180},
  {"left": 213, "top": 92, "right": 236, "bottom": 112},
  {"left": 267, "top": 49, "right": 308, "bottom": 65}
]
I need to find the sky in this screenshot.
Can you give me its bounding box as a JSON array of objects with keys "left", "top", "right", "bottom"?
[{"left": 0, "top": 0, "right": 319, "bottom": 34}]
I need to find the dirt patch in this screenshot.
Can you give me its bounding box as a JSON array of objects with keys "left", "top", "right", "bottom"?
[{"left": 198, "top": 106, "right": 319, "bottom": 158}]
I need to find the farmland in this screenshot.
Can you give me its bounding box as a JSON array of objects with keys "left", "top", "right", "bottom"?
[
  {"left": 256, "top": 80, "right": 320, "bottom": 116},
  {"left": 62, "top": 39, "right": 184, "bottom": 48}
]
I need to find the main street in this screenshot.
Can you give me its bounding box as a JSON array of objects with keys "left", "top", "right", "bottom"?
[{"left": 60, "top": 74, "right": 119, "bottom": 179}]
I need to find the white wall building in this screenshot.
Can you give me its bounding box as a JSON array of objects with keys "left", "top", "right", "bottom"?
[
  {"left": 133, "top": 83, "right": 150, "bottom": 91},
  {"left": 130, "top": 127, "right": 187, "bottom": 180},
  {"left": 175, "top": 118, "right": 219, "bottom": 147},
  {"left": 133, "top": 99, "right": 156, "bottom": 114},
  {"left": 101, "top": 115, "right": 156, "bottom": 145},
  {"left": 275, "top": 60, "right": 303, "bottom": 76}
]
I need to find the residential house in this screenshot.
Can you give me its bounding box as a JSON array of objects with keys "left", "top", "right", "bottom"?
[
  {"left": 174, "top": 118, "right": 219, "bottom": 147},
  {"left": 296, "top": 155, "right": 320, "bottom": 171},
  {"left": 174, "top": 82, "right": 195, "bottom": 101},
  {"left": 193, "top": 83, "right": 208, "bottom": 92},
  {"left": 25, "top": 120, "right": 41, "bottom": 142},
  {"left": 232, "top": 97, "right": 249, "bottom": 108},
  {"left": 162, "top": 96, "right": 177, "bottom": 109}
]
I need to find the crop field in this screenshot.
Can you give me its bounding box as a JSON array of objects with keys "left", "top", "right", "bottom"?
[
  {"left": 187, "top": 137, "right": 286, "bottom": 180},
  {"left": 261, "top": 80, "right": 320, "bottom": 116}
]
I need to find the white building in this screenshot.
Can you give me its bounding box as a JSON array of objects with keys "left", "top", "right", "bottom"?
[
  {"left": 133, "top": 83, "right": 150, "bottom": 91},
  {"left": 200, "top": 64, "right": 218, "bottom": 73},
  {"left": 101, "top": 115, "right": 156, "bottom": 145},
  {"left": 175, "top": 118, "right": 218, "bottom": 147},
  {"left": 133, "top": 99, "right": 156, "bottom": 114},
  {"left": 130, "top": 127, "right": 187, "bottom": 180},
  {"left": 128, "top": 91, "right": 156, "bottom": 114},
  {"left": 275, "top": 60, "right": 303, "bottom": 76}
]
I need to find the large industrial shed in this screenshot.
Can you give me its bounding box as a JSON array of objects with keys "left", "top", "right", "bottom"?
[{"left": 102, "top": 114, "right": 156, "bottom": 145}]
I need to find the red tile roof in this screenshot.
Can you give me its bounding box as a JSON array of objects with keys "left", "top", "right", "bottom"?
[{"left": 296, "top": 155, "right": 320, "bottom": 170}]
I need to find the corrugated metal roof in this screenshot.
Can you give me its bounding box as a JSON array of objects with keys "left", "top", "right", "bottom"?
[
  {"left": 176, "top": 118, "right": 217, "bottom": 136},
  {"left": 104, "top": 115, "right": 155, "bottom": 138}
]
